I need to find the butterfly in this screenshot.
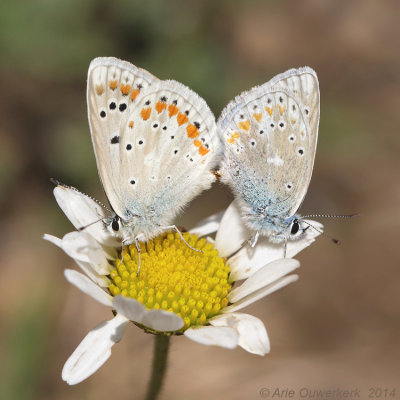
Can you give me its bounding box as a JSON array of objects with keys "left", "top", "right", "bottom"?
[
  {"left": 60, "top": 57, "right": 221, "bottom": 252},
  {"left": 217, "top": 67, "right": 320, "bottom": 247}
]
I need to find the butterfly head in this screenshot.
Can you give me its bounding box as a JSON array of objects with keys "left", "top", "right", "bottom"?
[
  {"left": 264, "top": 214, "right": 308, "bottom": 243},
  {"left": 104, "top": 213, "right": 164, "bottom": 244},
  {"left": 244, "top": 206, "right": 309, "bottom": 244}
]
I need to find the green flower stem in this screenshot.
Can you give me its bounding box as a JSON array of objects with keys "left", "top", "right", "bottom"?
[{"left": 145, "top": 335, "right": 171, "bottom": 400}]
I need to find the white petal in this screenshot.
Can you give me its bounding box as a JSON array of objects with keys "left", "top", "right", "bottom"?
[
  {"left": 228, "top": 219, "right": 322, "bottom": 281},
  {"left": 113, "top": 296, "right": 184, "bottom": 332},
  {"left": 215, "top": 201, "right": 251, "bottom": 257},
  {"left": 61, "top": 231, "right": 112, "bottom": 275},
  {"left": 211, "top": 313, "right": 270, "bottom": 355},
  {"left": 64, "top": 269, "right": 113, "bottom": 307},
  {"left": 45, "top": 232, "right": 110, "bottom": 287},
  {"left": 43, "top": 233, "right": 62, "bottom": 247},
  {"left": 74, "top": 260, "right": 110, "bottom": 288},
  {"left": 228, "top": 259, "right": 300, "bottom": 302},
  {"left": 184, "top": 326, "right": 238, "bottom": 349},
  {"left": 189, "top": 210, "right": 225, "bottom": 237},
  {"left": 223, "top": 275, "right": 299, "bottom": 313},
  {"left": 113, "top": 295, "right": 146, "bottom": 323},
  {"left": 62, "top": 314, "right": 128, "bottom": 385},
  {"left": 54, "top": 186, "right": 120, "bottom": 247},
  {"left": 142, "top": 310, "right": 184, "bottom": 332}
]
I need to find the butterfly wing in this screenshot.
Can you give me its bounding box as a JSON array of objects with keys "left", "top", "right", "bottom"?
[
  {"left": 87, "top": 57, "right": 159, "bottom": 212},
  {"left": 218, "top": 68, "right": 319, "bottom": 222},
  {"left": 268, "top": 67, "right": 320, "bottom": 187},
  {"left": 98, "top": 79, "right": 220, "bottom": 228}
]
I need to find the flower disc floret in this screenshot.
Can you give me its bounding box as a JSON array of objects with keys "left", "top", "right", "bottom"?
[{"left": 109, "top": 232, "right": 231, "bottom": 330}]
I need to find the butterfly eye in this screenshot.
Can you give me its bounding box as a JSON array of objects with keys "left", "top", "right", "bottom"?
[
  {"left": 111, "top": 217, "right": 120, "bottom": 232},
  {"left": 291, "top": 220, "right": 299, "bottom": 235}
]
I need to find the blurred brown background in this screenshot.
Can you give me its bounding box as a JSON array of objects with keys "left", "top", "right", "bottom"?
[{"left": 0, "top": 1, "right": 399, "bottom": 399}]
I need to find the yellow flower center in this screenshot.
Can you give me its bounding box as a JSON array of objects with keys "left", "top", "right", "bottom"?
[{"left": 108, "top": 232, "right": 231, "bottom": 331}]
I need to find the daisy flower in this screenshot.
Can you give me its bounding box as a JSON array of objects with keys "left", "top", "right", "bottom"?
[{"left": 44, "top": 184, "right": 321, "bottom": 385}]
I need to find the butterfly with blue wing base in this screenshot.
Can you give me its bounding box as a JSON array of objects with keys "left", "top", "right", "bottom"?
[
  {"left": 53, "top": 57, "right": 222, "bottom": 273},
  {"left": 217, "top": 67, "right": 320, "bottom": 250}
]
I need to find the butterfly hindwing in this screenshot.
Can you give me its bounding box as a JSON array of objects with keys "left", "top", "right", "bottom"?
[
  {"left": 218, "top": 67, "right": 319, "bottom": 222},
  {"left": 87, "top": 57, "right": 159, "bottom": 211},
  {"left": 268, "top": 67, "right": 320, "bottom": 185},
  {"left": 103, "top": 79, "right": 220, "bottom": 226}
]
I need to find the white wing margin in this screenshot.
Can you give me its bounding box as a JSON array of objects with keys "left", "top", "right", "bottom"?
[{"left": 87, "top": 57, "right": 158, "bottom": 211}]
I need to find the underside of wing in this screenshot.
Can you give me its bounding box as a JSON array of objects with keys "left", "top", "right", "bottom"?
[
  {"left": 218, "top": 69, "right": 319, "bottom": 218},
  {"left": 106, "top": 80, "right": 221, "bottom": 224},
  {"left": 268, "top": 67, "right": 319, "bottom": 170},
  {"left": 87, "top": 57, "right": 159, "bottom": 211}
]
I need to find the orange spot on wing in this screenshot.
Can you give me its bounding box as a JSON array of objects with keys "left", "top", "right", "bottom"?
[
  {"left": 120, "top": 84, "right": 131, "bottom": 95},
  {"left": 199, "top": 146, "right": 209, "bottom": 156},
  {"left": 238, "top": 120, "right": 250, "bottom": 131},
  {"left": 186, "top": 124, "right": 200, "bottom": 138},
  {"left": 96, "top": 85, "right": 104, "bottom": 95},
  {"left": 227, "top": 131, "right": 239, "bottom": 144},
  {"left": 253, "top": 113, "right": 262, "bottom": 122},
  {"left": 177, "top": 112, "right": 189, "bottom": 126},
  {"left": 140, "top": 107, "right": 151, "bottom": 120},
  {"left": 131, "top": 89, "right": 140, "bottom": 101},
  {"left": 109, "top": 80, "right": 118, "bottom": 90},
  {"left": 265, "top": 106, "right": 273, "bottom": 116},
  {"left": 194, "top": 140, "right": 202, "bottom": 147},
  {"left": 168, "top": 104, "right": 179, "bottom": 117},
  {"left": 291, "top": 118, "right": 296, "bottom": 125},
  {"left": 278, "top": 105, "right": 285, "bottom": 115},
  {"left": 128, "top": 121, "right": 134, "bottom": 128},
  {"left": 155, "top": 101, "right": 167, "bottom": 113}
]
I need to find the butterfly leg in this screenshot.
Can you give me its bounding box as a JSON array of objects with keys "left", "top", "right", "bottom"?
[
  {"left": 119, "top": 246, "right": 125, "bottom": 266},
  {"left": 226, "top": 231, "right": 260, "bottom": 260},
  {"left": 248, "top": 231, "right": 260, "bottom": 248},
  {"left": 163, "top": 225, "right": 203, "bottom": 254},
  {"left": 135, "top": 237, "right": 142, "bottom": 276}
]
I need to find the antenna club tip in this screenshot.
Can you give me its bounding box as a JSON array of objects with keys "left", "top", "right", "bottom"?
[
  {"left": 332, "top": 239, "right": 341, "bottom": 245},
  {"left": 50, "top": 178, "right": 60, "bottom": 185}
]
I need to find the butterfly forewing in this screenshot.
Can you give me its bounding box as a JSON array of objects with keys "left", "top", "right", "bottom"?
[
  {"left": 103, "top": 79, "right": 220, "bottom": 225},
  {"left": 218, "top": 67, "right": 319, "bottom": 221},
  {"left": 87, "top": 57, "right": 158, "bottom": 210}
]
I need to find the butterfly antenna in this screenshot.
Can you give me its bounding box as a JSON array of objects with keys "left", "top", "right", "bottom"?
[
  {"left": 300, "top": 219, "right": 341, "bottom": 245},
  {"left": 76, "top": 217, "right": 105, "bottom": 232},
  {"left": 50, "top": 178, "right": 113, "bottom": 214},
  {"left": 302, "top": 213, "right": 360, "bottom": 219}
]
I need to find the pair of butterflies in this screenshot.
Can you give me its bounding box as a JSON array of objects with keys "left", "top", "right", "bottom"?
[{"left": 73, "top": 57, "right": 320, "bottom": 250}]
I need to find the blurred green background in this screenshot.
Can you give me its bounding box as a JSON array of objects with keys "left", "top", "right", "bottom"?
[{"left": 0, "top": 1, "right": 399, "bottom": 399}]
